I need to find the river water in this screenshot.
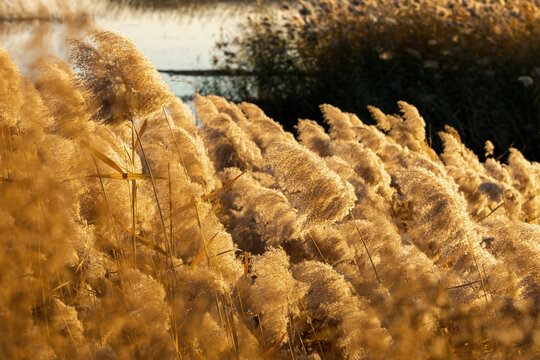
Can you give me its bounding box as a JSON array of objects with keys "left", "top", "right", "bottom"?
[{"left": 0, "top": 1, "right": 273, "bottom": 99}]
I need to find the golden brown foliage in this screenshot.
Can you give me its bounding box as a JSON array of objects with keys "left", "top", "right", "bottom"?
[{"left": 0, "top": 31, "right": 539, "bottom": 360}]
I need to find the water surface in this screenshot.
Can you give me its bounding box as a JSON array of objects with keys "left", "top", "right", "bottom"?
[{"left": 0, "top": 2, "right": 273, "bottom": 98}]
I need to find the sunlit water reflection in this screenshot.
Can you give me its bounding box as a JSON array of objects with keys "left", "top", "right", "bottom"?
[{"left": 0, "top": 2, "right": 272, "bottom": 99}]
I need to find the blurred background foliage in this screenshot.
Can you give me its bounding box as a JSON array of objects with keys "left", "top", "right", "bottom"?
[{"left": 199, "top": 0, "right": 540, "bottom": 161}]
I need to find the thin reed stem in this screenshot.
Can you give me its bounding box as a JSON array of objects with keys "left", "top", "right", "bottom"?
[
  {"left": 132, "top": 121, "right": 176, "bottom": 276},
  {"left": 349, "top": 211, "right": 381, "bottom": 284}
]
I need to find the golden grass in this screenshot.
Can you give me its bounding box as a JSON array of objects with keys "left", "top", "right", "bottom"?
[{"left": 0, "top": 29, "right": 539, "bottom": 360}]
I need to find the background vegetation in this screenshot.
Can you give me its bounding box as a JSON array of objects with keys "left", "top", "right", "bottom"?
[{"left": 203, "top": 0, "right": 540, "bottom": 161}]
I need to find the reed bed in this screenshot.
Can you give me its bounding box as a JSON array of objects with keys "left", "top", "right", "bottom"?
[
  {"left": 206, "top": 0, "right": 540, "bottom": 162},
  {"left": 0, "top": 30, "right": 539, "bottom": 359}
]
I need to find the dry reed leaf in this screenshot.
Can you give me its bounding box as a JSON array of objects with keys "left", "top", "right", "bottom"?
[
  {"left": 189, "top": 232, "right": 218, "bottom": 269},
  {"left": 133, "top": 118, "right": 148, "bottom": 151},
  {"left": 201, "top": 171, "right": 244, "bottom": 201},
  {"left": 51, "top": 281, "right": 71, "bottom": 294},
  {"left": 113, "top": 214, "right": 167, "bottom": 256},
  {"left": 84, "top": 142, "right": 126, "bottom": 174}
]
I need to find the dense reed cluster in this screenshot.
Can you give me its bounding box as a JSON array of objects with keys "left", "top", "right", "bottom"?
[
  {"left": 208, "top": 0, "right": 540, "bottom": 161},
  {"left": 0, "top": 31, "right": 539, "bottom": 359}
]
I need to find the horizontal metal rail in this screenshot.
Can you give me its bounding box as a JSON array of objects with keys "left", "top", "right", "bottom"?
[
  {"left": 158, "top": 69, "right": 256, "bottom": 76},
  {"left": 158, "top": 69, "right": 307, "bottom": 77}
]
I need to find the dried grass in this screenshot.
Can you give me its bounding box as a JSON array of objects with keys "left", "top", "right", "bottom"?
[{"left": 0, "top": 29, "right": 538, "bottom": 360}]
